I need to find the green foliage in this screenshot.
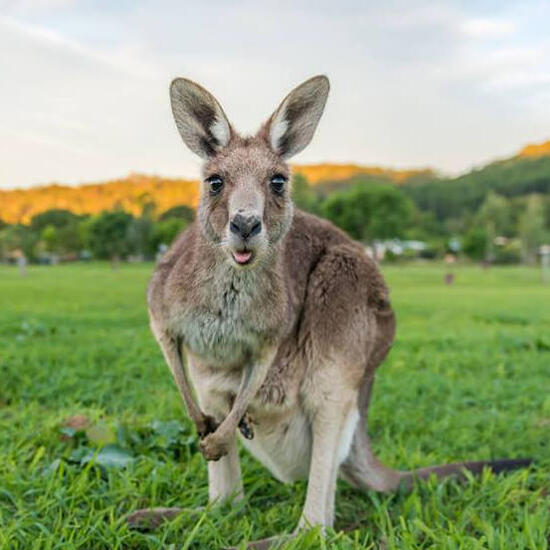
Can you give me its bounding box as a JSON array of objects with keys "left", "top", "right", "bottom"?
[
  {"left": 30, "top": 209, "right": 80, "bottom": 232},
  {"left": 0, "top": 224, "right": 39, "bottom": 260},
  {"left": 87, "top": 211, "right": 134, "bottom": 260},
  {"left": 0, "top": 263, "right": 548, "bottom": 548},
  {"left": 494, "top": 239, "right": 522, "bottom": 265},
  {"left": 126, "top": 216, "right": 155, "bottom": 258},
  {"left": 519, "top": 194, "right": 548, "bottom": 265},
  {"left": 476, "top": 192, "right": 512, "bottom": 234},
  {"left": 462, "top": 227, "right": 488, "bottom": 261},
  {"left": 159, "top": 205, "right": 195, "bottom": 224},
  {"left": 41, "top": 225, "right": 58, "bottom": 253},
  {"left": 28, "top": 209, "right": 84, "bottom": 257},
  {"left": 151, "top": 218, "right": 188, "bottom": 251},
  {"left": 404, "top": 154, "right": 550, "bottom": 223},
  {"left": 322, "top": 182, "right": 413, "bottom": 242}
]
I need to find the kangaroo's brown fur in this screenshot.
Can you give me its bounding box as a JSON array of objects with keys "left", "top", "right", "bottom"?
[{"left": 130, "top": 75, "right": 530, "bottom": 546}]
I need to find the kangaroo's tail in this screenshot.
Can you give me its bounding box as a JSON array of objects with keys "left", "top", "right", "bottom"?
[
  {"left": 342, "top": 367, "right": 532, "bottom": 492},
  {"left": 340, "top": 417, "right": 532, "bottom": 492}
]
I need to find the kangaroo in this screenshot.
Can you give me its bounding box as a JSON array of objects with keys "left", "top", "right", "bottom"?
[{"left": 130, "top": 75, "right": 530, "bottom": 547}]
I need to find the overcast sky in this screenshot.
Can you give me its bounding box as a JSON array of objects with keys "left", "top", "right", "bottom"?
[{"left": 1, "top": 0, "right": 550, "bottom": 189}]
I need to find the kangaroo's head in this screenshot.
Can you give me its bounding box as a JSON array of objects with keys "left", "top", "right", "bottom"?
[{"left": 170, "top": 75, "right": 329, "bottom": 268}]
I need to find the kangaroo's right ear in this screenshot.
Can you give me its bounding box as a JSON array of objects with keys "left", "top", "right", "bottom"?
[
  {"left": 170, "top": 78, "right": 232, "bottom": 159},
  {"left": 266, "top": 75, "right": 330, "bottom": 160}
]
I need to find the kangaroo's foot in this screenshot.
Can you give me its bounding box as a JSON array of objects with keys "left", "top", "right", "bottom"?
[
  {"left": 223, "top": 534, "right": 295, "bottom": 550},
  {"left": 126, "top": 506, "right": 203, "bottom": 529}
]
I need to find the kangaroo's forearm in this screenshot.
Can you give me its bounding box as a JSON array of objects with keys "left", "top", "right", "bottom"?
[
  {"left": 215, "top": 350, "right": 274, "bottom": 438},
  {"left": 163, "top": 334, "right": 212, "bottom": 435}
]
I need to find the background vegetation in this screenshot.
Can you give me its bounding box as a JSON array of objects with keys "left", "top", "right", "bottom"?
[
  {"left": 2, "top": 143, "right": 550, "bottom": 266},
  {"left": 0, "top": 263, "right": 548, "bottom": 549}
]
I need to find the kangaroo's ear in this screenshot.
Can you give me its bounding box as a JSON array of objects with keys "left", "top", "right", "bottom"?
[
  {"left": 266, "top": 75, "right": 329, "bottom": 160},
  {"left": 170, "top": 78, "right": 232, "bottom": 159}
]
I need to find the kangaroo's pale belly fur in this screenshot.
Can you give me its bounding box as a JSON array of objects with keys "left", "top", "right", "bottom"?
[{"left": 240, "top": 405, "right": 313, "bottom": 483}]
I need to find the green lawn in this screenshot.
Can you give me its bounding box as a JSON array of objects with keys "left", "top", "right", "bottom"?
[{"left": 1, "top": 262, "right": 549, "bottom": 549}]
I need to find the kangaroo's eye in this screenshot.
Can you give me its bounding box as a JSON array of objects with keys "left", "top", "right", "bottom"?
[
  {"left": 206, "top": 174, "right": 224, "bottom": 195},
  {"left": 270, "top": 174, "right": 287, "bottom": 195}
]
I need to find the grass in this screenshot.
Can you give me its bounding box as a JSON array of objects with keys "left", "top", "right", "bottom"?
[{"left": 0, "top": 262, "right": 549, "bottom": 549}]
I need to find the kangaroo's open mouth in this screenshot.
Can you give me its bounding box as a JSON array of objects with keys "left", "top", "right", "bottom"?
[{"left": 232, "top": 250, "right": 253, "bottom": 265}]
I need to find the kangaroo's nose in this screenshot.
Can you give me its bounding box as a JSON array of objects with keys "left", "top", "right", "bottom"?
[{"left": 230, "top": 214, "right": 262, "bottom": 240}]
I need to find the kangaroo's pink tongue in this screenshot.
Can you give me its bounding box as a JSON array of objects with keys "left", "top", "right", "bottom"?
[{"left": 233, "top": 251, "right": 252, "bottom": 264}]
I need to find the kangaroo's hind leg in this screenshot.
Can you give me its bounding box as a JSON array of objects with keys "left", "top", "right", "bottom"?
[
  {"left": 298, "top": 367, "right": 361, "bottom": 530},
  {"left": 340, "top": 374, "right": 404, "bottom": 492},
  {"left": 208, "top": 435, "right": 244, "bottom": 504}
]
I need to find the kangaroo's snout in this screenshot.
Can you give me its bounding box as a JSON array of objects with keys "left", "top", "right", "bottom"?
[{"left": 230, "top": 214, "right": 262, "bottom": 240}]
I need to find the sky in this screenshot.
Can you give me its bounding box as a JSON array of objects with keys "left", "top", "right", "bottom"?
[{"left": 1, "top": 0, "right": 550, "bottom": 189}]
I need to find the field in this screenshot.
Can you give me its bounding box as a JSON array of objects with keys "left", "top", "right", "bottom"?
[{"left": 0, "top": 262, "right": 549, "bottom": 549}]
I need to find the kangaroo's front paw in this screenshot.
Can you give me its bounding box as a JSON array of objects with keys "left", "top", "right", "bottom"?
[
  {"left": 199, "top": 432, "right": 229, "bottom": 461},
  {"left": 196, "top": 415, "right": 219, "bottom": 439},
  {"left": 238, "top": 413, "right": 254, "bottom": 440}
]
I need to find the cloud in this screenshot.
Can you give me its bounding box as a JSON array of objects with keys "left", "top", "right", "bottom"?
[
  {"left": 0, "top": 0, "right": 77, "bottom": 15},
  {"left": 460, "top": 18, "right": 516, "bottom": 37}
]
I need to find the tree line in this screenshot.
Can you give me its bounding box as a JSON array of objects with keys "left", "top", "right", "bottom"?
[
  {"left": 0, "top": 204, "right": 194, "bottom": 263},
  {"left": 293, "top": 172, "right": 550, "bottom": 264}
]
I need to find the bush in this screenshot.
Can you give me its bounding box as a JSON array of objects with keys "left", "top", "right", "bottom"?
[
  {"left": 87, "top": 211, "right": 134, "bottom": 260},
  {"left": 494, "top": 240, "right": 522, "bottom": 264},
  {"left": 462, "top": 227, "right": 488, "bottom": 261},
  {"left": 322, "top": 182, "right": 413, "bottom": 243},
  {"left": 151, "top": 218, "right": 188, "bottom": 252},
  {"left": 159, "top": 205, "right": 195, "bottom": 224}
]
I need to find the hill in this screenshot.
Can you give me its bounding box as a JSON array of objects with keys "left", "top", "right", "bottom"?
[
  {"left": 403, "top": 145, "right": 550, "bottom": 221},
  {"left": 0, "top": 174, "right": 200, "bottom": 225},
  {"left": 293, "top": 164, "right": 434, "bottom": 185},
  {"left": 518, "top": 140, "right": 550, "bottom": 158}
]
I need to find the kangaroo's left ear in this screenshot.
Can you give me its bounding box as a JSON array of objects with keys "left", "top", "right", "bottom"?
[
  {"left": 170, "top": 78, "right": 232, "bottom": 159},
  {"left": 265, "top": 75, "right": 330, "bottom": 160}
]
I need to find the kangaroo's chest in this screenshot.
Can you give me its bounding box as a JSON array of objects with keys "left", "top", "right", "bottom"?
[{"left": 177, "top": 269, "right": 283, "bottom": 367}]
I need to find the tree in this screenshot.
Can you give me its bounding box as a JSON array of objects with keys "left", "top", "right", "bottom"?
[
  {"left": 87, "top": 211, "right": 133, "bottom": 260},
  {"left": 56, "top": 223, "right": 84, "bottom": 255},
  {"left": 126, "top": 203, "right": 156, "bottom": 258},
  {"left": 474, "top": 192, "right": 511, "bottom": 261},
  {"left": 322, "top": 182, "right": 413, "bottom": 244},
  {"left": 151, "top": 219, "right": 187, "bottom": 252},
  {"left": 462, "top": 227, "right": 488, "bottom": 261},
  {"left": 30, "top": 209, "right": 79, "bottom": 232},
  {"left": 126, "top": 217, "right": 153, "bottom": 258},
  {"left": 0, "top": 225, "right": 39, "bottom": 261},
  {"left": 41, "top": 225, "right": 58, "bottom": 253},
  {"left": 30, "top": 209, "right": 84, "bottom": 256},
  {"left": 159, "top": 205, "right": 195, "bottom": 224},
  {"left": 519, "top": 194, "right": 547, "bottom": 265}
]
